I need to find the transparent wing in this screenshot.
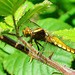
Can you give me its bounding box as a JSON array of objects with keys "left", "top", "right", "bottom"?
[
  {"left": 48, "top": 31, "right": 55, "bottom": 36},
  {"left": 22, "top": 19, "right": 41, "bottom": 30}
]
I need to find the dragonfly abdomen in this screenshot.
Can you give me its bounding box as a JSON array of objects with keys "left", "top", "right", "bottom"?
[{"left": 49, "top": 36, "right": 75, "bottom": 54}]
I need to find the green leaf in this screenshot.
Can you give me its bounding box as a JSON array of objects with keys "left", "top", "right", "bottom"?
[
  {"left": 3, "top": 53, "right": 60, "bottom": 75},
  {"left": 37, "top": 18, "right": 72, "bottom": 31},
  {"left": 0, "top": 63, "right": 7, "bottom": 75},
  {"left": 0, "top": 40, "right": 18, "bottom": 54},
  {"left": 70, "top": 0, "right": 75, "bottom": 2},
  {"left": 0, "top": 22, "right": 13, "bottom": 35},
  {"left": 4, "top": 1, "right": 34, "bottom": 26},
  {"left": 0, "top": 56, "right": 7, "bottom": 75},
  {"left": 59, "top": 8, "right": 75, "bottom": 21},
  {"left": 0, "top": 47, "right": 9, "bottom": 57},
  {"left": 59, "top": 8, "right": 75, "bottom": 27},
  {"left": 21, "top": 1, "right": 34, "bottom": 12},
  {"left": 0, "top": 70, "right": 6, "bottom": 75},
  {"left": 0, "top": 0, "right": 26, "bottom": 16},
  {"left": 15, "top": 1, "right": 34, "bottom": 22},
  {"left": 17, "top": 0, "right": 52, "bottom": 26},
  {"left": 4, "top": 15, "right": 14, "bottom": 27},
  {"left": 52, "top": 28, "right": 75, "bottom": 42}
]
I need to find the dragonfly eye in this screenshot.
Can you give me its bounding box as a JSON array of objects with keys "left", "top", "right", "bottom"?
[{"left": 22, "top": 27, "right": 31, "bottom": 37}]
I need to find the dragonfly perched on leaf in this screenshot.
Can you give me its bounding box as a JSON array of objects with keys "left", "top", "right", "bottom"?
[{"left": 22, "top": 20, "right": 75, "bottom": 54}]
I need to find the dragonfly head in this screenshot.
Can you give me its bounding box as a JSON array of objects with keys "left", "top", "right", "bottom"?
[{"left": 22, "top": 27, "right": 31, "bottom": 37}]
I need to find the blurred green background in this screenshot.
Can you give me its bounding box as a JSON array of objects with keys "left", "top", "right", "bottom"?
[{"left": 28, "top": 0, "right": 75, "bottom": 27}]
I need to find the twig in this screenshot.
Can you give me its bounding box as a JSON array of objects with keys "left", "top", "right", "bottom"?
[
  {"left": 19, "top": 37, "right": 75, "bottom": 75},
  {"left": 0, "top": 35, "right": 75, "bottom": 75},
  {"left": 12, "top": 15, "right": 19, "bottom": 37}
]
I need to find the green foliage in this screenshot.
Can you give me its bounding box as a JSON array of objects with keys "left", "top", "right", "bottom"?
[
  {"left": 0, "top": 60, "right": 7, "bottom": 75},
  {"left": 4, "top": 15, "right": 14, "bottom": 27},
  {"left": 52, "top": 28, "right": 75, "bottom": 42},
  {"left": 0, "top": 0, "right": 26, "bottom": 16},
  {"left": 0, "top": 0, "right": 75, "bottom": 75},
  {"left": 3, "top": 53, "right": 58, "bottom": 75},
  {"left": 39, "top": 0, "right": 75, "bottom": 19},
  {"left": 59, "top": 8, "right": 75, "bottom": 27},
  {"left": 17, "top": 0, "right": 52, "bottom": 26},
  {"left": 5, "top": 1, "right": 34, "bottom": 26},
  {"left": 0, "top": 22, "right": 12, "bottom": 35},
  {"left": 37, "top": 18, "right": 72, "bottom": 31}
]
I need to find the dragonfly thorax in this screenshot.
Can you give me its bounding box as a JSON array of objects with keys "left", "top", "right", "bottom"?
[{"left": 22, "top": 27, "right": 32, "bottom": 37}]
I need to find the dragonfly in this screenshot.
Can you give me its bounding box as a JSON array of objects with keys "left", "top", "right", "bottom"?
[{"left": 22, "top": 20, "right": 75, "bottom": 54}]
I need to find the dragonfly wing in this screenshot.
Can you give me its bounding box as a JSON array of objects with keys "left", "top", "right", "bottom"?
[{"left": 22, "top": 20, "right": 41, "bottom": 30}]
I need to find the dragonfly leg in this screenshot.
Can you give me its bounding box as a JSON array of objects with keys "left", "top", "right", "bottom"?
[
  {"left": 28, "top": 55, "right": 33, "bottom": 63},
  {"left": 37, "top": 42, "right": 44, "bottom": 51},
  {"left": 28, "top": 39, "right": 34, "bottom": 62},
  {"left": 24, "top": 38, "right": 33, "bottom": 52},
  {"left": 35, "top": 40, "right": 40, "bottom": 50},
  {"left": 28, "top": 38, "right": 34, "bottom": 46},
  {"left": 35, "top": 40, "right": 44, "bottom": 51},
  {"left": 28, "top": 38, "right": 32, "bottom": 43}
]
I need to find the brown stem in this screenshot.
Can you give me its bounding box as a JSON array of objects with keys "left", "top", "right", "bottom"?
[
  {"left": 13, "top": 15, "right": 19, "bottom": 37},
  {"left": 0, "top": 35, "right": 29, "bottom": 54}
]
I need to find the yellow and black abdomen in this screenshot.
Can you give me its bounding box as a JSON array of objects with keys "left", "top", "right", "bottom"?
[{"left": 49, "top": 36, "right": 75, "bottom": 54}]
